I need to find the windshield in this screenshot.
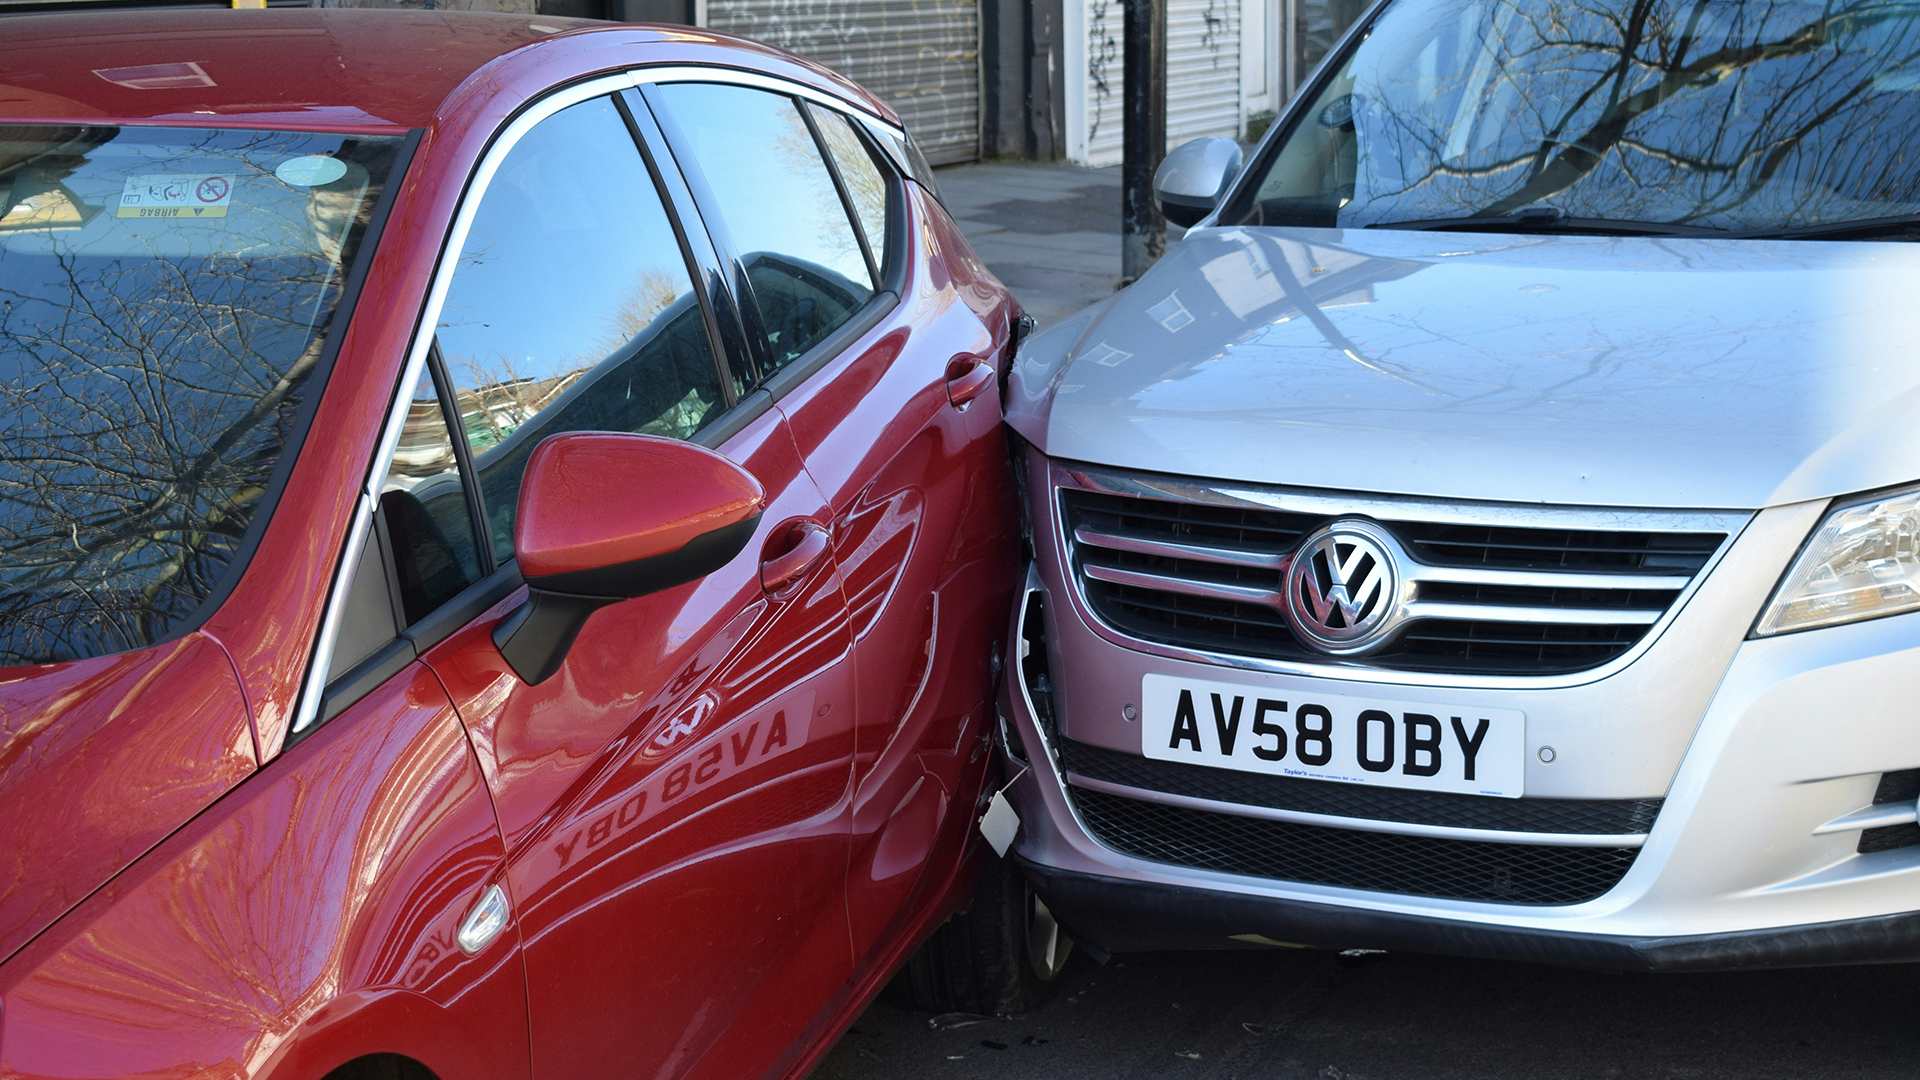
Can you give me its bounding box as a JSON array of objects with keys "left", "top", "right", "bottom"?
[
  {"left": 1227, "top": 0, "right": 1920, "bottom": 234},
  {"left": 0, "top": 125, "right": 400, "bottom": 666}
]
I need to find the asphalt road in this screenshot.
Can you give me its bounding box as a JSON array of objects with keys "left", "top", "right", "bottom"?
[{"left": 815, "top": 946, "right": 1917, "bottom": 1079}]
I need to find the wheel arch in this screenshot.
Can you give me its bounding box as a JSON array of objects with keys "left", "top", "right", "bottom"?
[
  {"left": 323, "top": 1052, "right": 440, "bottom": 1080},
  {"left": 264, "top": 988, "right": 480, "bottom": 1080}
]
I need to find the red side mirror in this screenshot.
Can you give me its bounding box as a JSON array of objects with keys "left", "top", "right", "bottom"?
[{"left": 494, "top": 433, "right": 765, "bottom": 685}]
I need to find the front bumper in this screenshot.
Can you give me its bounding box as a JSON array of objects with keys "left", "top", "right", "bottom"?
[
  {"left": 1017, "top": 858, "right": 1920, "bottom": 972},
  {"left": 1000, "top": 479, "right": 1920, "bottom": 968}
]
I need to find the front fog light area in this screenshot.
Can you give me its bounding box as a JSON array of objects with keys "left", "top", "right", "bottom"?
[{"left": 1756, "top": 486, "right": 1920, "bottom": 636}]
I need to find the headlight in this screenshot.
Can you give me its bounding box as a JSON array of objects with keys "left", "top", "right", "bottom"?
[{"left": 1754, "top": 486, "right": 1920, "bottom": 636}]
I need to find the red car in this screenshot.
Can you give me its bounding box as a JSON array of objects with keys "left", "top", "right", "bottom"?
[{"left": 0, "top": 10, "right": 1047, "bottom": 1077}]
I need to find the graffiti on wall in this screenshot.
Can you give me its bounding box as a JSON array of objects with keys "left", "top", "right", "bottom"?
[
  {"left": 1084, "top": 0, "right": 1241, "bottom": 164},
  {"left": 707, "top": 0, "right": 980, "bottom": 162},
  {"left": 1087, "top": 0, "right": 1121, "bottom": 149}
]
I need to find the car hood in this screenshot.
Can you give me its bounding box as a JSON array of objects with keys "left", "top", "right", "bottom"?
[
  {"left": 0, "top": 633, "right": 254, "bottom": 966},
  {"left": 1006, "top": 226, "right": 1920, "bottom": 509}
]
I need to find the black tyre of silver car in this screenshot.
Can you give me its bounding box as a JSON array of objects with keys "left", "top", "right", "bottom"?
[{"left": 904, "top": 853, "right": 1073, "bottom": 1016}]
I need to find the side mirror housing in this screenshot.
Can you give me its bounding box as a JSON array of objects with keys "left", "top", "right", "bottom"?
[
  {"left": 1154, "top": 137, "right": 1245, "bottom": 228},
  {"left": 493, "top": 433, "right": 765, "bottom": 685}
]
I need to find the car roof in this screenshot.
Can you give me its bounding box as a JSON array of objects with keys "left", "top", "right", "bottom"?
[{"left": 0, "top": 8, "right": 897, "bottom": 135}]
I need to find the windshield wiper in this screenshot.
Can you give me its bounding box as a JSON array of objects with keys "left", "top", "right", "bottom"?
[
  {"left": 1363, "top": 206, "right": 1728, "bottom": 238},
  {"left": 1737, "top": 215, "right": 1920, "bottom": 241}
]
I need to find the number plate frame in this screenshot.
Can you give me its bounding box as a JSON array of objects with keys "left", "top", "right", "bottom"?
[{"left": 1140, "top": 674, "right": 1527, "bottom": 798}]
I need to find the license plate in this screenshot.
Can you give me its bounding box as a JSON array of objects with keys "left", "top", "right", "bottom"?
[{"left": 1140, "top": 674, "right": 1526, "bottom": 798}]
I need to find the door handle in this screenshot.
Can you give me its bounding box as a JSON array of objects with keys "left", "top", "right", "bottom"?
[
  {"left": 760, "top": 519, "right": 832, "bottom": 596},
  {"left": 945, "top": 356, "right": 996, "bottom": 409}
]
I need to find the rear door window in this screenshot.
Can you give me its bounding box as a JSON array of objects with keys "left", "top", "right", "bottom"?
[
  {"left": 646, "top": 83, "right": 879, "bottom": 379},
  {"left": 0, "top": 125, "right": 401, "bottom": 666}
]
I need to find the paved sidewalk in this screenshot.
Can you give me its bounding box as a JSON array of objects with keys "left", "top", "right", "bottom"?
[{"left": 935, "top": 162, "right": 1123, "bottom": 328}]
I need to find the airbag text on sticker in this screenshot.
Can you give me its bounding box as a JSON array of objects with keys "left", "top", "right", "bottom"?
[{"left": 117, "top": 174, "right": 234, "bottom": 219}]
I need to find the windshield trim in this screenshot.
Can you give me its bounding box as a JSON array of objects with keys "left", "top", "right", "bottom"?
[{"left": 0, "top": 123, "right": 421, "bottom": 669}]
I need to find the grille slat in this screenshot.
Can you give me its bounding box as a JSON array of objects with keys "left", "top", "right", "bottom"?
[
  {"left": 1857, "top": 769, "right": 1920, "bottom": 855},
  {"left": 1072, "top": 788, "right": 1640, "bottom": 905},
  {"left": 1397, "top": 522, "right": 1724, "bottom": 574},
  {"left": 1062, "top": 486, "right": 1730, "bottom": 677}
]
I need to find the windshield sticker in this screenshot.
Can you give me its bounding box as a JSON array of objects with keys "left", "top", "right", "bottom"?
[
  {"left": 274, "top": 155, "right": 348, "bottom": 188},
  {"left": 116, "top": 174, "right": 233, "bottom": 219}
]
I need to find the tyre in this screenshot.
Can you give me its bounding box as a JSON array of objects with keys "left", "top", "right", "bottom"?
[{"left": 904, "top": 852, "right": 1074, "bottom": 1016}]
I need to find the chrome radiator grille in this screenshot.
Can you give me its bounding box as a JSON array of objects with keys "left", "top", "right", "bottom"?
[{"left": 1057, "top": 469, "right": 1740, "bottom": 678}]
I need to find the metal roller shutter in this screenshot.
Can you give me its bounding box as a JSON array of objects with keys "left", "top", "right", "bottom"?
[
  {"left": 705, "top": 0, "right": 982, "bottom": 165},
  {"left": 1083, "top": 0, "right": 1243, "bottom": 167}
]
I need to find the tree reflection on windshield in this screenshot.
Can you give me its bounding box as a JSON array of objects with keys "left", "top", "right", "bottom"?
[
  {"left": 0, "top": 125, "right": 399, "bottom": 665},
  {"left": 1236, "top": 0, "right": 1920, "bottom": 233}
]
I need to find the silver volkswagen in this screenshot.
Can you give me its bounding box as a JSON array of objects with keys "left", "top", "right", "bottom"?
[{"left": 998, "top": 0, "right": 1920, "bottom": 970}]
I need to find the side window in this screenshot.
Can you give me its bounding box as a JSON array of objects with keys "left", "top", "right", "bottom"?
[
  {"left": 436, "top": 94, "right": 728, "bottom": 563},
  {"left": 811, "top": 107, "right": 893, "bottom": 277},
  {"left": 648, "top": 83, "right": 878, "bottom": 378}
]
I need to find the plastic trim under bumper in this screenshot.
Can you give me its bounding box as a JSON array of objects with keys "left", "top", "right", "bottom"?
[{"left": 1019, "top": 858, "right": 1920, "bottom": 973}]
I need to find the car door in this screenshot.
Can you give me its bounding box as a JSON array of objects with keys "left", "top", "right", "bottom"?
[
  {"left": 643, "top": 81, "right": 1022, "bottom": 970},
  {"left": 377, "top": 88, "right": 857, "bottom": 1079}
]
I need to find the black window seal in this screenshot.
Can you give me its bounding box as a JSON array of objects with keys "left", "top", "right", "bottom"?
[
  {"left": 756, "top": 287, "right": 899, "bottom": 402},
  {"left": 869, "top": 126, "right": 912, "bottom": 293},
  {"left": 801, "top": 100, "right": 882, "bottom": 286},
  {"left": 0, "top": 124, "right": 421, "bottom": 670},
  {"left": 427, "top": 340, "right": 496, "bottom": 577},
  {"left": 610, "top": 89, "right": 744, "bottom": 410},
  {"left": 692, "top": 387, "right": 777, "bottom": 447},
  {"left": 368, "top": 501, "right": 409, "bottom": 636},
  {"left": 312, "top": 504, "right": 407, "bottom": 713},
  {"left": 402, "top": 558, "right": 524, "bottom": 658}
]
